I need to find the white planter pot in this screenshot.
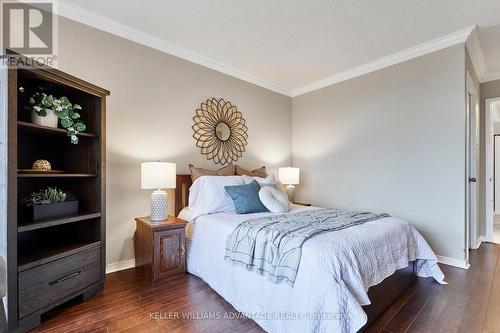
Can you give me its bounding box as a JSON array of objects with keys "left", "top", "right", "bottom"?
[{"left": 31, "top": 108, "right": 58, "bottom": 128}]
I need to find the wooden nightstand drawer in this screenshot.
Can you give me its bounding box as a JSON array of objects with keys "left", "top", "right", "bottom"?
[{"left": 135, "top": 216, "right": 187, "bottom": 285}]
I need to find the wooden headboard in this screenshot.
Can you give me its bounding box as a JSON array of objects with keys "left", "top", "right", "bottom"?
[{"left": 175, "top": 174, "right": 192, "bottom": 216}]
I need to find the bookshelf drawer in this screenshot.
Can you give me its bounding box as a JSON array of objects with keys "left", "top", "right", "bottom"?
[{"left": 18, "top": 244, "right": 100, "bottom": 319}]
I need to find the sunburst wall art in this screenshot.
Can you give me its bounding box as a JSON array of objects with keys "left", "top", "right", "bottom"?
[{"left": 192, "top": 98, "right": 248, "bottom": 165}]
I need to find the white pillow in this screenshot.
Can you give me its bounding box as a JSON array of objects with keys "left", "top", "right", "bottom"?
[
  {"left": 259, "top": 186, "right": 289, "bottom": 213},
  {"left": 189, "top": 175, "right": 244, "bottom": 219},
  {"left": 243, "top": 174, "right": 290, "bottom": 203},
  {"left": 177, "top": 207, "right": 195, "bottom": 223},
  {"left": 242, "top": 174, "right": 275, "bottom": 187}
]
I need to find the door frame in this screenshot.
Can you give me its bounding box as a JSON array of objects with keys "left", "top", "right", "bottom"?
[
  {"left": 485, "top": 97, "right": 500, "bottom": 243},
  {"left": 465, "top": 71, "right": 479, "bottom": 260}
]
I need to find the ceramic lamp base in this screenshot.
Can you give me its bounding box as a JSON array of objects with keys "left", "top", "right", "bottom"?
[
  {"left": 285, "top": 184, "right": 296, "bottom": 203},
  {"left": 151, "top": 190, "right": 168, "bottom": 221}
]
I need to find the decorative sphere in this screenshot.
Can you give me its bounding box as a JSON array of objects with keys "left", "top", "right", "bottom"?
[{"left": 32, "top": 159, "right": 51, "bottom": 171}]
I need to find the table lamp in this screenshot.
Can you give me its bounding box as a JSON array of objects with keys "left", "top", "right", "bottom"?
[
  {"left": 141, "top": 162, "right": 176, "bottom": 221},
  {"left": 279, "top": 167, "right": 300, "bottom": 202}
]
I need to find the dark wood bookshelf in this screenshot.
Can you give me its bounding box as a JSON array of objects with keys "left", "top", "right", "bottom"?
[
  {"left": 2, "top": 51, "right": 109, "bottom": 332},
  {"left": 18, "top": 121, "right": 97, "bottom": 137},
  {"left": 18, "top": 212, "right": 102, "bottom": 232},
  {"left": 18, "top": 173, "right": 97, "bottom": 178},
  {"left": 18, "top": 241, "right": 101, "bottom": 272}
]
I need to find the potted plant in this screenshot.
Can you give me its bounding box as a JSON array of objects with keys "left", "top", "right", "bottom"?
[
  {"left": 26, "top": 89, "right": 86, "bottom": 144},
  {"left": 23, "top": 187, "right": 78, "bottom": 221}
]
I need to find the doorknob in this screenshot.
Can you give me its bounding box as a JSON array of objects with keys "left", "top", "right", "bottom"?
[{"left": 469, "top": 177, "right": 477, "bottom": 182}]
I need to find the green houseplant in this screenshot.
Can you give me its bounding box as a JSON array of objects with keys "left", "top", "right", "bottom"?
[
  {"left": 28, "top": 90, "right": 86, "bottom": 144},
  {"left": 23, "top": 187, "right": 78, "bottom": 221}
]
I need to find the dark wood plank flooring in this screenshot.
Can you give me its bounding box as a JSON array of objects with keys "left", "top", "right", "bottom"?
[{"left": 30, "top": 243, "right": 500, "bottom": 333}]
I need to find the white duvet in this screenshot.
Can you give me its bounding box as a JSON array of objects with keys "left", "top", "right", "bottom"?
[{"left": 179, "top": 205, "right": 445, "bottom": 333}]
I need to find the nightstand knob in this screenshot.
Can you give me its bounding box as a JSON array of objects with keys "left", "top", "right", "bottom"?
[{"left": 179, "top": 246, "right": 185, "bottom": 254}]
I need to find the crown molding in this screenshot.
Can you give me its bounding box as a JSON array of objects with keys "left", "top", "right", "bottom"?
[
  {"left": 465, "top": 26, "right": 488, "bottom": 82},
  {"left": 56, "top": 0, "right": 292, "bottom": 97},
  {"left": 291, "top": 26, "right": 475, "bottom": 97},
  {"left": 483, "top": 70, "right": 500, "bottom": 83},
  {"left": 52, "top": 3, "right": 497, "bottom": 97},
  {"left": 465, "top": 27, "right": 500, "bottom": 84}
]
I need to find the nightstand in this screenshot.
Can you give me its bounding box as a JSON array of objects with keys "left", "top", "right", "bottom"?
[
  {"left": 134, "top": 216, "right": 187, "bottom": 285},
  {"left": 294, "top": 202, "right": 311, "bottom": 206}
]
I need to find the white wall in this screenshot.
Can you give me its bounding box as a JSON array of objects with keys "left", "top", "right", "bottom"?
[
  {"left": 56, "top": 17, "right": 292, "bottom": 269},
  {"left": 292, "top": 45, "right": 467, "bottom": 262}
]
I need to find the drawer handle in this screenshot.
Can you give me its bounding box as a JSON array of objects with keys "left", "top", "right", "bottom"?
[{"left": 48, "top": 270, "right": 82, "bottom": 286}]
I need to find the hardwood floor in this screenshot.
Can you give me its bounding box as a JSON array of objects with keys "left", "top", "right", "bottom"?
[{"left": 30, "top": 244, "right": 500, "bottom": 333}]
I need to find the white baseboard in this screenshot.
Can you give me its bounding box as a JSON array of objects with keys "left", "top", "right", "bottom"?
[
  {"left": 476, "top": 236, "right": 487, "bottom": 249},
  {"left": 106, "top": 259, "right": 136, "bottom": 274},
  {"left": 436, "top": 255, "right": 470, "bottom": 269}
]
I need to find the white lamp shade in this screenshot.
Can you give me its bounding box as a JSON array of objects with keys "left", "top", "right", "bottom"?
[
  {"left": 141, "top": 162, "right": 176, "bottom": 189},
  {"left": 279, "top": 167, "right": 300, "bottom": 185}
]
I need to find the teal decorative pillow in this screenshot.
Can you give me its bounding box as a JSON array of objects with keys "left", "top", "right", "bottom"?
[{"left": 224, "top": 180, "right": 269, "bottom": 214}]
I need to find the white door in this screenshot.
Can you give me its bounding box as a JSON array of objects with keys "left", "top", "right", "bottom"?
[
  {"left": 466, "top": 72, "right": 479, "bottom": 255},
  {"left": 485, "top": 99, "right": 500, "bottom": 243},
  {"left": 495, "top": 136, "right": 500, "bottom": 213}
]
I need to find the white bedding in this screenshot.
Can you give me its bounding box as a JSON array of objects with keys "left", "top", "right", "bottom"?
[{"left": 179, "top": 205, "right": 445, "bottom": 333}]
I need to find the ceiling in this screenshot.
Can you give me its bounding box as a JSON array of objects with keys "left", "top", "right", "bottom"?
[{"left": 59, "top": 0, "right": 500, "bottom": 95}]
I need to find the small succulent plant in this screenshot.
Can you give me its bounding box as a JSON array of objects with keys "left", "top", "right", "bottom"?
[{"left": 24, "top": 187, "right": 75, "bottom": 206}]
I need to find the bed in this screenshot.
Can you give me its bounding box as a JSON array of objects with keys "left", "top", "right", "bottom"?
[{"left": 174, "top": 175, "right": 444, "bottom": 333}]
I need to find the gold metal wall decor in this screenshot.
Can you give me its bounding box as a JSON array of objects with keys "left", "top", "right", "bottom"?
[{"left": 192, "top": 98, "right": 248, "bottom": 165}]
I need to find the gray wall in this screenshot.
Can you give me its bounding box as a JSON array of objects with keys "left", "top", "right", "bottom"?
[
  {"left": 292, "top": 45, "right": 467, "bottom": 261},
  {"left": 11, "top": 16, "right": 483, "bottom": 268},
  {"left": 481, "top": 80, "right": 500, "bottom": 101},
  {"left": 56, "top": 17, "right": 292, "bottom": 268}
]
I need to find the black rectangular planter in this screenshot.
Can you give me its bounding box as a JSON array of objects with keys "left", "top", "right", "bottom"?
[{"left": 30, "top": 201, "right": 79, "bottom": 221}]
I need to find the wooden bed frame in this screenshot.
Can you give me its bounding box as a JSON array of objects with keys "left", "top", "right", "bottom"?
[
  {"left": 175, "top": 174, "right": 193, "bottom": 217},
  {"left": 174, "top": 174, "right": 416, "bottom": 329}
]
